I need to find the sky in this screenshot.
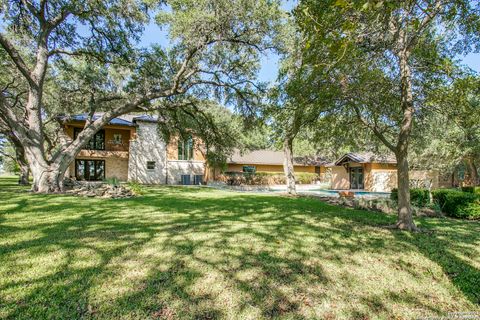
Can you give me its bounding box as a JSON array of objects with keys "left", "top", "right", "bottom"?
[
  {"left": 139, "top": 1, "right": 480, "bottom": 85},
  {"left": 139, "top": 23, "right": 480, "bottom": 84}
]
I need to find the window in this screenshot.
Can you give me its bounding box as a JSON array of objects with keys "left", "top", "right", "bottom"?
[
  {"left": 147, "top": 161, "right": 156, "bottom": 170},
  {"left": 75, "top": 159, "right": 105, "bottom": 181},
  {"left": 243, "top": 166, "right": 256, "bottom": 173},
  {"left": 178, "top": 136, "right": 194, "bottom": 160},
  {"left": 315, "top": 166, "right": 321, "bottom": 175},
  {"left": 113, "top": 133, "right": 122, "bottom": 145},
  {"left": 74, "top": 128, "right": 105, "bottom": 150}
]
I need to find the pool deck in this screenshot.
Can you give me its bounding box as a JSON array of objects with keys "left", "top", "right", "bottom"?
[{"left": 207, "top": 183, "right": 391, "bottom": 199}]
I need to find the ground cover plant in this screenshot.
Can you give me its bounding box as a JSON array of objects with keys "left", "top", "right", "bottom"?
[{"left": 0, "top": 177, "right": 479, "bottom": 319}]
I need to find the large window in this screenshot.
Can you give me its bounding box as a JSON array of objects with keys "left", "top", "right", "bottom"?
[
  {"left": 74, "top": 128, "right": 105, "bottom": 150},
  {"left": 75, "top": 159, "right": 105, "bottom": 181},
  {"left": 178, "top": 136, "right": 194, "bottom": 160},
  {"left": 243, "top": 166, "right": 256, "bottom": 173}
]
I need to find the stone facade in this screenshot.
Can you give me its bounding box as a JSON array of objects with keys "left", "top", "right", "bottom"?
[
  {"left": 65, "top": 119, "right": 206, "bottom": 184},
  {"left": 128, "top": 121, "right": 206, "bottom": 184}
]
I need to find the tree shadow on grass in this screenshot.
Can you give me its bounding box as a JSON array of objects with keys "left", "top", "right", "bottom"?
[{"left": 0, "top": 182, "right": 479, "bottom": 319}]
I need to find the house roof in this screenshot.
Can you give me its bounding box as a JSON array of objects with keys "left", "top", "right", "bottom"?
[
  {"left": 64, "top": 113, "right": 164, "bottom": 126},
  {"left": 228, "top": 149, "right": 328, "bottom": 167},
  {"left": 132, "top": 115, "right": 159, "bottom": 123},
  {"left": 334, "top": 152, "right": 397, "bottom": 166},
  {"left": 64, "top": 114, "right": 135, "bottom": 127}
]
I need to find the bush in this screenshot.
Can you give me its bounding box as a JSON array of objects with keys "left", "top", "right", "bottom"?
[
  {"left": 127, "top": 181, "right": 145, "bottom": 195},
  {"left": 461, "top": 186, "right": 480, "bottom": 195},
  {"left": 432, "top": 189, "right": 479, "bottom": 219},
  {"left": 296, "top": 172, "right": 319, "bottom": 184},
  {"left": 390, "top": 188, "right": 430, "bottom": 207},
  {"left": 218, "top": 171, "right": 318, "bottom": 186},
  {"left": 104, "top": 177, "right": 120, "bottom": 187}
]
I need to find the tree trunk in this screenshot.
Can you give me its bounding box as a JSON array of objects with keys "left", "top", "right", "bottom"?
[
  {"left": 283, "top": 136, "right": 297, "bottom": 195},
  {"left": 395, "top": 151, "right": 416, "bottom": 230},
  {"left": 465, "top": 156, "right": 478, "bottom": 186},
  {"left": 395, "top": 48, "right": 417, "bottom": 231},
  {"left": 29, "top": 161, "right": 69, "bottom": 193},
  {"left": 24, "top": 141, "right": 75, "bottom": 193},
  {"left": 17, "top": 159, "right": 30, "bottom": 186}
]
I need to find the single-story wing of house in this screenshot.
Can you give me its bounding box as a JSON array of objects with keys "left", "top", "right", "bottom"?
[
  {"left": 225, "top": 149, "right": 328, "bottom": 175},
  {"left": 328, "top": 152, "right": 453, "bottom": 192}
]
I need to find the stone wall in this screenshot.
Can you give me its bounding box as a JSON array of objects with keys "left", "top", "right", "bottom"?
[
  {"left": 128, "top": 121, "right": 168, "bottom": 184},
  {"left": 128, "top": 121, "right": 206, "bottom": 185}
]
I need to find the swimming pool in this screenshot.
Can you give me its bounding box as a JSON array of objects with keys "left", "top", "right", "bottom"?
[{"left": 269, "top": 187, "right": 390, "bottom": 198}]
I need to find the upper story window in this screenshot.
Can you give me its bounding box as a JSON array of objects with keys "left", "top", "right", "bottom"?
[
  {"left": 178, "top": 135, "right": 194, "bottom": 160},
  {"left": 113, "top": 133, "right": 122, "bottom": 145},
  {"left": 74, "top": 128, "right": 105, "bottom": 150}
]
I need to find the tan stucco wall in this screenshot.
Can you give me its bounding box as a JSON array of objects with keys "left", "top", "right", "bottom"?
[
  {"left": 365, "top": 163, "right": 397, "bottom": 192},
  {"left": 65, "top": 124, "right": 135, "bottom": 152},
  {"left": 331, "top": 166, "right": 350, "bottom": 189},
  {"left": 166, "top": 136, "right": 205, "bottom": 161},
  {"left": 226, "top": 164, "right": 318, "bottom": 173},
  {"left": 331, "top": 163, "right": 398, "bottom": 192}
]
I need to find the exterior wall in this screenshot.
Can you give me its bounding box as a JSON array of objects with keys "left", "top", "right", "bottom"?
[
  {"left": 128, "top": 122, "right": 206, "bottom": 184},
  {"left": 166, "top": 136, "right": 205, "bottom": 161},
  {"left": 226, "top": 164, "right": 317, "bottom": 173},
  {"left": 331, "top": 166, "right": 350, "bottom": 189},
  {"left": 128, "top": 122, "right": 168, "bottom": 184},
  {"left": 410, "top": 169, "right": 441, "bottom": 189},
  {"left": 366, "top": 163, "right": 397, "bottom": 192},
  {"left": 65, "top": 123, "right": 134, "bottom": 152},
  {"left": 166, "top": 160, "right": 205, "bottom": 185},
  {"left": 331, "top": 163, "right": 398, "bottom": 192},
  {"left": 67, "top": 154, "right": 129, "bottom": 181},
  {"left": 65, "top": 124, "right": 134, "bottom": 181}
]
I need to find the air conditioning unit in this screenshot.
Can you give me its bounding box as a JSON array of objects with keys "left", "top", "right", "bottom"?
[
  {"left": 181, "top": 175, "right": 191, "bottom": 185},
  {"left": 193, "top": 175, "right": 204, "bottom": 185}
]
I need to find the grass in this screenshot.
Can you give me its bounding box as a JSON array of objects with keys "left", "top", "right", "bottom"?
[{"left": 0, "top": 176, "right": 479, "bottom": 320}]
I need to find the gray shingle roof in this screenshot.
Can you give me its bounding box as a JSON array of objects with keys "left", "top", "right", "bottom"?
[
  {"left": 65, "top": 114, "right": 134, "bottom": 126},
  {"left": 334, "top": 152, "right": 397, "bottom": 166},
  {"left": 228, "top": 150, "right": 328, "bottom": 166}
]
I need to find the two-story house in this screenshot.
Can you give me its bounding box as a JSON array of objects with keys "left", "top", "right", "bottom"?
[{"left": 65, "top": 114, "right": 206, "bottom": 184}]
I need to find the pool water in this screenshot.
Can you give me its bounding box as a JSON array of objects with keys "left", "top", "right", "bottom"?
[{"left": 269, "top": 187, "right": 390, "bottom": 198}]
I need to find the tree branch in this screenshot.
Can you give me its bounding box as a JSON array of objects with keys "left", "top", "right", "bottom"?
[{"left": 0, "top": 34, "right": 34, "bottom": 86}]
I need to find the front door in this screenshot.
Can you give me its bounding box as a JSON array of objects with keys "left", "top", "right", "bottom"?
[{"left": 349, "top": 167, "right": 364, "bottom": 189}]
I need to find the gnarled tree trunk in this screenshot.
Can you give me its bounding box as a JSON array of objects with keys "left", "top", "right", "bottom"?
[{"left": 283, "top": 136, "right": 297, "bottom": 195}]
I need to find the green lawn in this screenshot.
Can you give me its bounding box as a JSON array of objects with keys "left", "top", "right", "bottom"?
[{"left": 0, "top": 177, "right": 479, "bottom": 319}]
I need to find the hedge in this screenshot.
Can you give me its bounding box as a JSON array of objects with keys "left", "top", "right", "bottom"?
[
  {"left": 390, "top": 188, "right": 430, "bottom": 207},
  {"left": 219, "top": 172, "right": 319, "bottom": 186},
  {"left": 432, "top": 189, "right": 480, "bottom": 220},
  {"left": 461, "top": 186, "right": 480, "bottom": 195}
]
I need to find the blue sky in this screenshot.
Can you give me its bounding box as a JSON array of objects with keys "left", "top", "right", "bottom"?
[{"left": 139, "top": 1, "right": 480, "bottom": 84}]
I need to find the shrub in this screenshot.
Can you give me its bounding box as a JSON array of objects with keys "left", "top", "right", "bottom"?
[
  {"left": 296, "top": 172, "right": 319, "bottom": 184},
  {"left": 459, "top": 202, "right": 480, "bottom": 220},
  {"left": 127, "top": 181, "right": 145, "bottom": 195},
  {"left": 461, "top": 186, "right": 474, "bottom": 193},
  {"left": 218, "top": 171, "right": 318, "bottom": 186},
  {"left": 104, "top": 177, "right": 120, "bottom": 187},
  {"left": 390, "top": 188, "right": 430, "bottom": 207},
  {"left": 461, "top": 186, "right": 480, "bottom": 195},
  {"left": 432, "top": 189, "right": 479, "bottom": 219}
]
